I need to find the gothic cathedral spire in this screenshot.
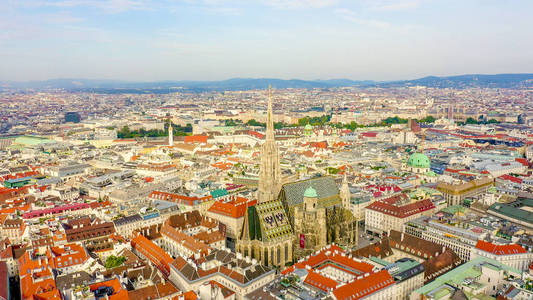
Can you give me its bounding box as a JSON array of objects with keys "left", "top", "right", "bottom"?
[{"left": 257, "top": 85, "right": 281, "bottom": 203}]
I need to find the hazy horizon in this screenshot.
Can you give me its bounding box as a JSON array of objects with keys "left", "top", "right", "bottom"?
[
  {"left": 2, "top": 0, "right": 533, "bottom": 82},
  {"left": 3, "top": 72, "right": 533, "bottom": 84}
]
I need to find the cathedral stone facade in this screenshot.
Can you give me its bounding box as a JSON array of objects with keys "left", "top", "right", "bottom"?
[{"left": 293, "top": 186, "right": 327, "bottom": 258}]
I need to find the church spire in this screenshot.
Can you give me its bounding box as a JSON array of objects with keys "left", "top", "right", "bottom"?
[
  {"left": 257, "top": 85, "right": 281, "bottom": 203},
  {"left": 266, "top": 85, "right": 274, "bottom": 142}
]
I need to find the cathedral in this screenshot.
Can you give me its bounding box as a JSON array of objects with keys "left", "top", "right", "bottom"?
[
  {"left": 236, "top": 87, "right": 357, "bottom": 267},
  {"left": 236, "top": 87, "right": 293, "bottom": 267}
]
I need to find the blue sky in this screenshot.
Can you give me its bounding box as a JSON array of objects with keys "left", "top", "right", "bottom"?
[{"left": 1, "top": 0, "right": 532, "bottom": 81}]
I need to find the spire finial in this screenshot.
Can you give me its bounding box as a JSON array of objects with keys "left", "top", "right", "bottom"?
[{"left": 266, "top": 85, "right": 274, "bottom": 141}]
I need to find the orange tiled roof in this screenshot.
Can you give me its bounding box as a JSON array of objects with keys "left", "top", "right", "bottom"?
[
  {"left": 366, "top": 196, "right": 434, "bottom": 219},
  {"left": 332, "top": 269, "right": 394, "bottom": 300},
  {"left": 475, "top": 240, "right": 527, "bottom": 255},
  {"left": 90, "top": 277, "right": 130, "bottom": 300},
  {"left": 207, "top": 197, "right": 257, "bottom": 218},
  {"left": 304, "top": 270, "right": 337, "bottom": 291},
  {"left": 131, "top": 234, "right": 174, "bottom": 276},
  {"left": 160, "top": 223, "right": 209, "bottom": 256},
  {"left": 211, "top": 161, "right": 233, "bottom": 170},
  {"left": 284, "top": 244, "right": 374, "bottom": 275},
  {"left": 185, "top": 135, "right": 208, "bottom": 144},
  {"left": 150, "top": 191, "right": 213, "bottom": 206}
]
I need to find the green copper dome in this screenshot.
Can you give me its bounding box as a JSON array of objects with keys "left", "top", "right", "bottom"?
[
  {"left": 304, "top": 185, "right": 318, "bottom": 198},
  {"left": 304, "top": 124, "right": 313, "bottom": 130},
  {"left": 407, "top": 153, "right": 431, "bottom": 169}
]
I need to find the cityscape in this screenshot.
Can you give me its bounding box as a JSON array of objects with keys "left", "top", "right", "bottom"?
[{"left": 1, "top": 1, "right": 533, "bottom": 300}]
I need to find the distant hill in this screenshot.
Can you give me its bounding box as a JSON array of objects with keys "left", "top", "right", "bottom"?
[
  {"left": 1, "top": 73, "right": 531, "bottom": 92},
  {"left": 0, "top": 78, "right": 373, "bottom": 91},
  {"left": 375, "top": 73, "right": 533, "bottom": 89}
]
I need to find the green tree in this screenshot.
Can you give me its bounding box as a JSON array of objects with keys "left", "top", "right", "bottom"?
[
  {"left": 246, "top": 119, "right": 265, "bottom": 127},
  {"left": 465, "top": 117, "right": 478, "bottom": 124},
  {"left": 418, "top": 116, "right": 436, "bottom": 123},
  {"left": 105, "top": 256, "right": 126, "bottom": 269}
]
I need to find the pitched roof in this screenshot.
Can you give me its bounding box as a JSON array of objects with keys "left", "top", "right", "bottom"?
[
  {"left": 280, "top": 176, "right": 341, "bottom": 208},
  {"left": 131, "top": 234, "right": 174, "bottom": 276},
  {"left": 285, "top": 244, "right": 375, "bottom": 276},
  {"left": 304, "top": 270, "right": 337, "bottom": 291},
  {"left": 185, "top": 135, "right": 208, "bottom": 144},
  {"left": 353, "top": 231, "right": 462, "bottom": 283},
  {"left": 170, "top": 249, "right": 272, "bottom": 285},
  {"left": 475, "top": 240, "right": 527, "bottom": 255},
  {"left": 208, "top": 197, "right": 257, "bottom": 218},
  {"left": 89, "top": 278, "right": 129, "bottom": 300},
  {"left": 127, "top": 281, "right": 180, "bottom": 300},
  {"left": 366, "top": 197, "right": 435, "bottom": 218},
  {"left": 332, "top": 269, "right": 394, "bottom": 300},
  {"left": 150, "top": 191, "right": 213, "bottom": 206}
]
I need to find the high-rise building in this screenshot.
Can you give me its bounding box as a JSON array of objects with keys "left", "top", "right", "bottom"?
[{"left": 64, "top": 112, "right": 81, "bottom": 123}]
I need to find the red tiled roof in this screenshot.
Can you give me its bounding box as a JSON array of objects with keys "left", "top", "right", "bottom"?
[
  {"left": 515, "top": 158, "right": 529, "bottom": 166},
  {"left": 332, "top": 269, "right": 394, "bottom": 300},
  {"left": 310, "top": 141, "right": 328, "bottom": 149},
  {"left": 208, "top": 197, "right": 257, "bottom": 218},
  {"left": 498, "top": 174, "right": 522, "bottom": 184},
  {"left": 185, "top": 135, "right": 208, "bottom": 144},
  {"left": 150, "top": 191, "right": 213, "bottom": 206},
  {"left": 247, "top": 130, "right": 264, "bottom": 139},
  {"left": 304, "top": 270, "right": 337, "bottom": 291},
  {"left": 366, "top": 195, "right": 435, "bottom": 218},
  {"left": 131, "top": 235, "right": 173, "bottom": 276},
  {"left": 284, "top": 245, "right": 374, "bottom": 276},
  {"left": 360, "top": 132, "right": 378, "bottom": 138},
  {"left": 475, "top": 240, "right": 527, "bottom": 255},
  {"left": 211, "top": 162, "right": 233, "bottom": 170},
  {"left": 90, "top": 278, "right": 130, "bottom": 300}
]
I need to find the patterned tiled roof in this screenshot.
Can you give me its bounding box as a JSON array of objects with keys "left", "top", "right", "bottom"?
[
  {"left": 240, "top": 199, "right": 293, "bottom": 243},
  {"left": 280, "top": 176, "right": 341, "bottom": 208},
  {"left": 254, "top": 200, "right": 293, "bottom": 242}
]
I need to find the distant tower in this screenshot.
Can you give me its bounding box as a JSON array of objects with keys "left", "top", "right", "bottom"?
[
  {"left": 340, "top": 173, "right": 358, "bottom": 247},
  {"left": 168, "top": 121, "right": 173, "bottom": 146},
  {"left": 257, "top": 86, "right": 282, "bottom": 203},
  {"left": 340, "top": 173, "right": 351, "bottom": 209},
  {"left": 448, "top": 102, "right": 454, "bottom": 121}
]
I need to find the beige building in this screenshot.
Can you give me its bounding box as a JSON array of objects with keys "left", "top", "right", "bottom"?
[
  {"left": 365, "top": 194, "right": 436, "bottom": 236},
  {"left": 436, "top": 176, "right": 493, "bottom": 206}
]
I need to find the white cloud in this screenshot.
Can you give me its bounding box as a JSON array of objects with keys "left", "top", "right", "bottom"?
[
  {"left": 22, "top": 0, "right": 152, "bottom": 13},
  {"left": 365, "top": 0, "right": 423, "bottom": 11},
  {"left": 265, "top": 0, "right": 339, "bottom": 9},
  {"left": 334, "top": 8, "right": 391, "bottom": 29}
]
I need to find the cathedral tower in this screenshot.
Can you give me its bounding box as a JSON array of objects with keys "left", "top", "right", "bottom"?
[
  {"left": 257, "top": 86, "right": 281, "bottom": 203},
  {"left": 340, "top": 173, "right": 351, "bottom": 209}
]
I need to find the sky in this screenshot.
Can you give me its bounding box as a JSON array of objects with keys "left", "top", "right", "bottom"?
[{"left": 1, "top": 0, "right": 532, "bottom": 82}]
